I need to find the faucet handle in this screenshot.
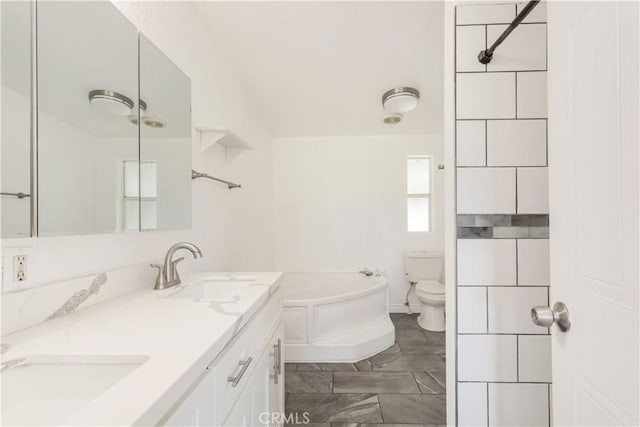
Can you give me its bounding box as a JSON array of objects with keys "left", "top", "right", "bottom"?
[
  {"left": 151, "top": 264, "right": 163, "bottom": 288},
  {"left": 171, "top": 257, "right": 185, "bottom": 284}
]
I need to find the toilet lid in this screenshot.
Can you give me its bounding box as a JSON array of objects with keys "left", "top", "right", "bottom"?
[{"left": 416, "top": 280, "right": 445, "bottom": 295}]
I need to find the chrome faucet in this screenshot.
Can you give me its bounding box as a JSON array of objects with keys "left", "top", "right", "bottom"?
[{"left": 152, "top": 242, "right": 203, "bottom": 290}]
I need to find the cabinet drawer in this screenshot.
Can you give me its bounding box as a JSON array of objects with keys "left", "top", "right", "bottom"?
[
  {"left": 212, "top": 289, "right": 282, "bottom": 425},
  {"left": 244, "top": 289, "right": 282, "bottom": 356},
  {"left": 211, "top": 330, "right": 250, "bottom": 423}
]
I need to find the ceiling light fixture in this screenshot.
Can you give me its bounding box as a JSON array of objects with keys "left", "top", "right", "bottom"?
[
  {"left": 128, "top": 99, "right": 147, "bottom": 126},
  {"left": 382, "top": 87, "right": 420, "bottom": 114},
  {"left": 88, "top": 89, "right": 134, "bottom": 115}
]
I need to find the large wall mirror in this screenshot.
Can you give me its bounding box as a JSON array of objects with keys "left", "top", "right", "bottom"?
[
  {"left": 0, "top": 1, "right": 192, "bottom": 238},
  {"left": 1, "top": 1, "right": 32, "bottom": 238},
  {"left": 139, "top": 35, "right": 192, "bottom": 232}
]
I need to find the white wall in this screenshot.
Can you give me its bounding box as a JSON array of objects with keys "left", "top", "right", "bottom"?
[
  {"left": 273, "top": 135, "right": 444, "bottom": 311},
  {"left": 2, "top": 1, "right": 274, "bottom": 289}
]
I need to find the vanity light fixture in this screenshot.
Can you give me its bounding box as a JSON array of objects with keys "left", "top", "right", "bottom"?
[
  {"left": 382, "top": 87, "right": 420, "bottom": 114},
  {"left": 88, "top": 89, "right": 134, "bottom": 115}
]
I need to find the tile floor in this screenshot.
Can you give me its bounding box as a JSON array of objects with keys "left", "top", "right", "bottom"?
[{"left": 284, "top": 313, "right": 446, "bottom": 427}]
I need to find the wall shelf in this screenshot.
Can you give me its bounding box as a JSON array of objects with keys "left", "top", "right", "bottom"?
[{"left": 195, "top": 127, "right": 253, "bottom": 152}]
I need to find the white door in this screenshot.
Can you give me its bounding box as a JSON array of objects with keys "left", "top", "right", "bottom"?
[{"left": 547, "top": 1, "right": 639, "bottom": 425}]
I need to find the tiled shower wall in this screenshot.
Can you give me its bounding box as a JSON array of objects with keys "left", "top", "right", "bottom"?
[{"left": 455, "top": 3, "right": 551, "bottom": 426}]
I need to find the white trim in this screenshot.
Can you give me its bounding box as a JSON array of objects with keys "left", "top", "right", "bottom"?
[{"left": 444, "top": 1, "right": 458, "bottom": 425}]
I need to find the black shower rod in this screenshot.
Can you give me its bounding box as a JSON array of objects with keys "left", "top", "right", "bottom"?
[{"left": 478, "top": 0, "right": 541, "bottom": 64}]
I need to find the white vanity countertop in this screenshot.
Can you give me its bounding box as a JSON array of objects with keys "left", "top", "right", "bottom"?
[{"left": 1, "top": 271, "right": 283, "bottom": 426}]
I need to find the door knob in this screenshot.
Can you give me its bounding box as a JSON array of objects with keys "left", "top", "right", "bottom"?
[{"left": 531, "top": 302, "right": 571, "bottom": 332}]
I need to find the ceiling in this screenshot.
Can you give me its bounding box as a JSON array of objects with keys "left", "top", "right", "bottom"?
[
  {"left": 196, "top": 1, "right": 444, "bottom": 138},
  {"left": 2, "top": 1, "right": 191, "bottom": 140}
]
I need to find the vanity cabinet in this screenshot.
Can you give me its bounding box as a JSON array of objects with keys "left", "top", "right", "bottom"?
[
  {"left": 163, "top": 368, "right": 216, "bottom": 426},
  {"left": 163, "top": 290, "right": 284, "bottom": 427}
]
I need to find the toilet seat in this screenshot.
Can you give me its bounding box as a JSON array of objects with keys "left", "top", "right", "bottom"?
[{"left": 415, "top": 281, "right": 445, "bottom": 300}]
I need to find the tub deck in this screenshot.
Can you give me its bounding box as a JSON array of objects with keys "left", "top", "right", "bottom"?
[{"left": 282, "top": 272, "right": 395, "bottom": 363}]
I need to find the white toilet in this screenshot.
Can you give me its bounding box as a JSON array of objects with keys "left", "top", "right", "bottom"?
[{"left": 404, "top": 251, "right": 445, "bottom": 331}]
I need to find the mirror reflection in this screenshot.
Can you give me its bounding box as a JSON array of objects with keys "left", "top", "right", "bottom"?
[
  {"left": 37, "top": 1, "right": 140, "bottom": 237},
  {"left": 1, "top": 1, "right": 194, "bottom": 238},
  {"left": 1, "top": 1, "right": 32, "bottom": 238},
  {"left": 138, "top": 35, "right": 192, "bottom": 232}
]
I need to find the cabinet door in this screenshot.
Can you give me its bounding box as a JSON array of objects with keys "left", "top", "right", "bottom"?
[
  {"left": 163, "top": 368, "right": 215, "bottom": 427},
  {"left": 37, "top": 1, "right": 139, "bottom": 237},
  {"left": 221, "top": 382, "right": 252, "bottom": 427},
  {"left": 252, "top": 322, "right": 285, "bottom": 427},
  {"left": 252, "top": 343, "right": 272, "bottom": 426}
]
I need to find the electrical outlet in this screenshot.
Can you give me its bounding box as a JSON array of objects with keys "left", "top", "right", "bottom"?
[
  {"left": 13, "top": 255, "right": 27, "bottom": 282},
  {"left": 2, "top": 246, "right": 32, "bottom": 292}
]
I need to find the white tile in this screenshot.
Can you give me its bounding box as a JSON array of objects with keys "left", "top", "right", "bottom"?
[
  {"left": 458, "top": 383, "right": 488, "bottom": 427},
  {"left": 487, "top": 287, "right": 548, "bottom": 334},
  {"left": 458, "top": 239, "right": 517, "bottom": 286},
  {"left": 457, "top": 73, "right": 516, "bottom": 119},
  {"left": 457, "top": 121, "right": 486, "bottom": 166},
  {"left": 457, "top": 4, "right": 515, "bottom": 25},
  {"left": 457, "top": 26, "right": 486, "bottom": 72},
  {"left": 457, "top": 167, "right": 516, "bottom": 214},
  {"left": 486, "top": 24, "right": 547, "bottom": 72},
  {"left": 487, "top": 120, "right": 547, "bottom": 166},
  {"left": 458, "top": 287, "right": 487, "bottom": 333},
  {"left": 518, "top": 1, "right": 547, "bottom": 23},
  {"left": 458, "top": 335, "right": 518, "bottom": 382},
  {"left": 517, "top": 167, "right": 549, "bottom": 214},
  {"left": 517, "top": 71, "right": 547, "bottom": 118},
  {"left": 488, "top": 383, "right": 549, "bottom": 426},
  {"left": 519, "top": 335, "right": 552, "bottom": 382},
  {"left": 518, "top": 239, "right": 550, "bottom": 286}
]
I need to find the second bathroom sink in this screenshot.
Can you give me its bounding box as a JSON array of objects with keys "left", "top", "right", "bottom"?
[{"left": 168, "top": 278, "right": 254, "bottom": 300}]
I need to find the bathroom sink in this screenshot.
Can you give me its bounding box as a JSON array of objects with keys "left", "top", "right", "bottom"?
[
  {"left": 168, "top": 279, "right": 254, "bottom": 300},
  {"left": 2, "top": 354, "right": 149, "bottom": 426},
  {"left": 195, "top": 274, "right": 256, "bottom": 282}
]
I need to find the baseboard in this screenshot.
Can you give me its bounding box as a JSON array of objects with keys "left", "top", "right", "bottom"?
[{"left": 389, "top": 303, "right": 421, "bottom": 314}]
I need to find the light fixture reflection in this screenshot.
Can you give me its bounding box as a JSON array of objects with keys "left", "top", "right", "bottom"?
[{"left": 88, "top": 89, "right": 134, "bottom": 116}]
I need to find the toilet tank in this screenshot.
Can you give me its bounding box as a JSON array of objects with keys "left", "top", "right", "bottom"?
[{"left": 404, "top": 251, "right": 443, "bottom": 283}]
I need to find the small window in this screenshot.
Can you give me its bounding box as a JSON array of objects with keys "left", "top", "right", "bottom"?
[
  {"left": 407, "top": 156, "right": 431, "bottom": 232},
  {"left": 123, "top": 161, "right": 157, "bottom": 231}
]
